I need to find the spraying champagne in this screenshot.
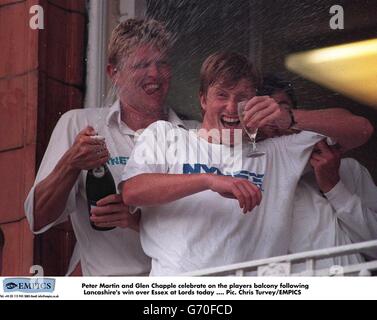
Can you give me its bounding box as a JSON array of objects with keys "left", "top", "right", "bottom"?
[{"left": 85, "top": 136, "right": 116, "bottom": 231}]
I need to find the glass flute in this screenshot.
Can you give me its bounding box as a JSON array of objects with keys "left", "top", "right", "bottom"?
[{"left": 237, "top": 101, "right": 265, "bottom": 158}]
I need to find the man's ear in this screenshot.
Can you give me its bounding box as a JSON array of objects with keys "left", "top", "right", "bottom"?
[
  {"left": 199, "top": 93, "right": 207, "bottom": 111},
  {"left": 107, "top": 64, "right": 118, "bottom": 80},
  {"left": 199, "top": 94, "right": 207, "bottom": 117}
]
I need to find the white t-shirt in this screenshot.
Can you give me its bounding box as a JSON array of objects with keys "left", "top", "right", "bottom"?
[
  {"left": 122, "top": 121, "right": 324, "bottom": 275},
  {"left": 24, "top": 101, "right": 195, "bottom": 276},
  {"left": 290, "top": 158, "right": 377, "bottom": 268}
]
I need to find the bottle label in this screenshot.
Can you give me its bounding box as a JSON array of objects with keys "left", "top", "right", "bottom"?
[{"left": 92, "top": 166, "right": 105, "bottom": 178}]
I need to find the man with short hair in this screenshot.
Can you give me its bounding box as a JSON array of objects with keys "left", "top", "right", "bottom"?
[
  {"left": 120, "top": 52, "right": 373, "bottom": 275},
  {"left": 24, "top": 19, "right": 197, "bottom": 276},
  {"left": 259, "top": 75, "right": 377, "bottom": 268}
]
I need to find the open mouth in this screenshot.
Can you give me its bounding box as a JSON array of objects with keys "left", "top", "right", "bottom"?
[
  {"left": 221, "top": 115, "right": 241, "bottom": 128},
  {"left": 142, "top": 83, "right": 161, "bottom": 95}
]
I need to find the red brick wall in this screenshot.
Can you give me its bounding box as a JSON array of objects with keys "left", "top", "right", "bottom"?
[
  {"left": 0, "top": 0, "right": 87, "bottom": 276},
  {"left": 35, "top": 0, "right": 87, "bottom": 276},
  {"left": 0, "top": 0, "right": 39, "bottom": 276}
]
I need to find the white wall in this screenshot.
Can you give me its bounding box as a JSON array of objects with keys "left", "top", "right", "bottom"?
[{"left": 119, "top": 0, "right": 146, "bottom": 22}]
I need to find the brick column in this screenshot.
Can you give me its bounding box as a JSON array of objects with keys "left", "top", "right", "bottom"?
[{"left": 0, "top": 0, "right": 87, "bottom": 275}]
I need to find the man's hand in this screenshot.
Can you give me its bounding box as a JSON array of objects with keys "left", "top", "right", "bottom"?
[
  {"left": 90, "top": 194, "right": 140, "bottom": 231},
  {"left": 309, "top": 140, "right": 341, "bottom": 193},
  {"left": 65, "top": 126, "right": 110, "bottom": 170},
  {"left": 32, "top": 127, "right": 110, "bottom": 231},
  {"left": 243, "top": 96, "right": 291, "bottom": 132},
  {"left": 207, "top": 175, "right": 262, "bottom": 214}
]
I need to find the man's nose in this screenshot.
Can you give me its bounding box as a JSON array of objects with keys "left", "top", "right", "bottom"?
[
  {"left": 147, "top": 63, "right": 160, "bottom": 77},
  {"left": 226, "top": 99, "right": 238, "bottom": 114}
]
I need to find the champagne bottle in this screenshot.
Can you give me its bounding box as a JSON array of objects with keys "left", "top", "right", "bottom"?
[{"left": 86, "top": 164, "right": 116, "bottom": 231}]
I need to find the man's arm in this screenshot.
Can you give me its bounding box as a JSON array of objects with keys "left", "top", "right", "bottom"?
[
  {"left": 292, "top": 108, "right": 373, "bottom": 151},
  {"left": 122, "top": 120, "right": 260, "bottom": 213},
  {"left": 243, "top": 96, "right": 373, "bottom": 151},
  {"left": 309, "top": 140, "right": 341, "bottom": 193},
  {"left": 310, "top": 144, "right": 377, "bottom": 258},
  {"left": 324, "top": 159, "right": 377, "bottom": 241},
  {"left": 122, "top": 174, "right": 262, "bottom": 214},
  {"left": 32, "top": 127, "right": 109, "bottom": 231}
]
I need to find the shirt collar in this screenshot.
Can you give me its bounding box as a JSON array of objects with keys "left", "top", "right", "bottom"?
[
  {"left": 106, "top": 100, "right": 187, "bottom": 135},
  {"left": 168, "top": 108, "right": 187, "bottom": 130},
  {"left": 106, "top": 100, "right": 135, "bottom": 136}
]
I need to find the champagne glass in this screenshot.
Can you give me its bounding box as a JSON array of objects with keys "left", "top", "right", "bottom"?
[{"left": 238, "top": 101, "right": 265, "bottom": 158}]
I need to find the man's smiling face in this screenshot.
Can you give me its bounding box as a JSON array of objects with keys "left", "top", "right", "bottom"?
[
  {"left": 200, "top": 78, "right": 256, "bottom": 145},
  {"left": 116, "top": 44, "right": 171, "bottom": 114}
]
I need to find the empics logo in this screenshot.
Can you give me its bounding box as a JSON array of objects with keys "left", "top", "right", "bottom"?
[
  {"left": 5, "top": 282, "right": 18, "bottom": 290},
  {"left": 3, "top": 278, "right": 55, "bottom": 293}
]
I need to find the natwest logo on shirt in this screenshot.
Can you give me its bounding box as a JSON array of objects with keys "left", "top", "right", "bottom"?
[
  {"left": 107, "top": 156, "right": 129, "bottom": 166},
  {"left": 182, "top": 163, "right": 265, "bottom": 190}
]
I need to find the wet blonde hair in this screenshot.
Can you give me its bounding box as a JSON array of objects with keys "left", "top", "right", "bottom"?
[{"left": 108, "top": 19, "right": 172, "bottom": 69}]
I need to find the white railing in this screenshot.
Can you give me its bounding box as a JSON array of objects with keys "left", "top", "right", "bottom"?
[{"left": 183, "top": 240, "right": 377, "bottom": 277}]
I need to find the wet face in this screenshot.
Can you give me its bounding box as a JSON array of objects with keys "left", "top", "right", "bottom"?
[
  {"left": 200, "top": 78, "right": 256, "bottom": 145},
  {"left": 113, "top": 44, "right": 171, "bottom": 114},
  {"left": 258, "top": 90, "right": 295, "bottom": 139}
]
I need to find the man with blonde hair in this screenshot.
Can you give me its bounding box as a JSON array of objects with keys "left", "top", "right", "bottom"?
[{"left": 24, "top": 19, "right": 196, "bottom": 276}]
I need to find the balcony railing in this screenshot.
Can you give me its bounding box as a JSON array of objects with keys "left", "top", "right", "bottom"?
[{"left": 183, "top": 240, "right": 377, "bottom": 276}]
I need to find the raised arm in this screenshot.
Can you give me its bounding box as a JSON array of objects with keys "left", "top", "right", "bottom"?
[
  {"left": 243, "top": 96, "right": 373, "bottom": 152},
  {"left": 122, "top": 173, "right": 262, "bottom": 214},
  {"left": 292, "top": 108, "right": 373, "bottom": 151},
  {"left": 308, "top": 142, "right": 377, "bottom": 258}
]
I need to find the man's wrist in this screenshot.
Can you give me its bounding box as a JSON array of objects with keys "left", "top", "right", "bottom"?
[
  {"left": 203, "top": 173, "right": 215, "bottom": 190},
  {"left": 57, "top": 154, "right": 81, "bottom": 177}
]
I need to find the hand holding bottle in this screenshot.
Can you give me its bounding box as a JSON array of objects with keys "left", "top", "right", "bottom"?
[
  {"left": 65, "top": 126, "right": 110, "bottom": 170},
  {"left": 90, "top": 194, "right": 140, "bottom": 231}
]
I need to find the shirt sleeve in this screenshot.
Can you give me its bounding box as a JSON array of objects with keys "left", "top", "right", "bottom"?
[
  {"left": 324, "top": 159, "right": 377, "bottom": 259},
  {"left": 24, "top": 110, "right": 80, "bottom": 234},
  {"left": 271, "top": 131, "right": 326, "bottom": 175},
  {"left": 122, "top": 121, "right": 172, "bottom": 182}
]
